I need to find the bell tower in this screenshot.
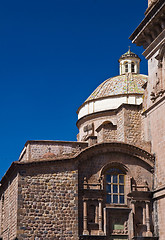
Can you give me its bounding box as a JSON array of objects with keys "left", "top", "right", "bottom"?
[{"left": 118, "top": 47, "right": 141, "bottom": 75}]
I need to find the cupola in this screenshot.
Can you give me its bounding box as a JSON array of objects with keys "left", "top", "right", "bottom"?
[
  {"left": 76, "top": 48, "right": 147, "bottom": 143},
  {"left": 119, "top": 47, "right": 141, "bottom": 75}
]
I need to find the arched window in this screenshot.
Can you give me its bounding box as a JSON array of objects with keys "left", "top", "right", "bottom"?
[
  {"left": 131, "top": 62, "right": 135, "bottom": 72},
  {"left": 106, "top": 168, "right": 125, "bottom": 204},
  {"left": 125, "top": 62, "right": 128, "bottom": 73}
]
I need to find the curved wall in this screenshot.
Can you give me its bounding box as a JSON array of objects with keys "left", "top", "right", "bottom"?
[{"left": 77, "top": 94, "right": 143, "bottom": 120}]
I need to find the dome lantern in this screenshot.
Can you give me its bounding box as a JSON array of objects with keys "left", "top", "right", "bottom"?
[{"left": 119, "top": 47, "right": 141, "bottom": 75}]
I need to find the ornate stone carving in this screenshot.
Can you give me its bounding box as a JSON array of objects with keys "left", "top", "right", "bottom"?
[
  {"left": 151, "top": 43, "right": 165, "bottom": 102},
  {"left": 136, "top": 167, "right": 143, "bottom": 185}
]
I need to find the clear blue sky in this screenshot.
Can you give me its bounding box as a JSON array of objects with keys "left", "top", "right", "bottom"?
[{"left": 0, "top": 0, "right": 148, "bottom": 178}]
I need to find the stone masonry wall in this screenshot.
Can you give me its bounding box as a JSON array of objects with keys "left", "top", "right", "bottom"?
[
  {"left": 116, "top": 108, "right": 125, "bottom": 142},
  {"left": 145, "top": 34, "right": 165, "bottom": 240},
  {"left": 79, "top": 152, "right": 153, "bottom": 193},
  {"left": 78, "top": 151, "right": 153, "bottom": 236},
  {"left": 0, "top": 173, "right": 18, "bottom": 240},
  {"left": 19, "top": 141, "right": 87, "bottom": 162},
  {"left": 103, "top": 126, "right": 117, "bottom": 142},
  {"left": 97, "top": 124, "right": 117, "bottom": 143},
  {"left": 77, "top": 105, "right": 150, "bottom": 152},
  {"left": 144, "top": 102, "right": 165, "bottom": 189},
  {"left": 17, "top": 160, "right": 79, "bottom": 240},
  {"left": 77, "top": 112, "right": 117, "bottom": 142},
  {"left": 145, "top": 101, "right": 165, "bottom": 240},
  {"left": 157, "top": 198, "right": 165, "bottom": 239},
  {"left": 116, "top": 105, "right": 151, "bottom": 151},
  {"left": 124, "top": 106, "right": 142, "bottom": 146}
]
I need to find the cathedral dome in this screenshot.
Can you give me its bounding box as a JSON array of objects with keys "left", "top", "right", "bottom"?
[
  {"left": 86, "top": 73, "right": 147, "bottom": 102},
  {"left": 77, "top": 49, "right": 147, "bottom": 120}
]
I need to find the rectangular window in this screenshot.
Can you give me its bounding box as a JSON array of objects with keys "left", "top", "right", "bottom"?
[{"left": 106, "top": 172, "right": 125, "bottom": 204}]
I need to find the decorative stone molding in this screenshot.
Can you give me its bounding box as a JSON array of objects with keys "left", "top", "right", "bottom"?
[
  {"left": 83, "top": 123, "right": 94, "bottom": 139},
  {"left": 83, "top": 176, "right": 102, "bottom": 190},
  {"left": 150, "top": 42, "right": 165, "bottom": 102},
  {"left": 77, "top": 142, "right": 155, "bottom": 169},
  {"left": 130, "top": 0, "right": 165, "bottom": 49},
  {"left": 100, "top": 161, "right": 129, "bottom": 178}
]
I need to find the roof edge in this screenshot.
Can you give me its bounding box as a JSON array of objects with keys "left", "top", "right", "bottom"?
[{"left": 0, "top": 141, "right": 154, "bottom": 188}]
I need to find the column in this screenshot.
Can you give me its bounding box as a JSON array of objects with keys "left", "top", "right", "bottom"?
[
  {"left": 98, "top": 199, "right": 104, "bottom": 235},
  {"left": 143, "top": 202, "right": 146, "bottom": 225},
  {"left": 135, "top": 63, "right": 138, "bottom": 74},
  {"left": 103, "top": 207, "right": 107, "bottom": 235},
  {"left": 145, "top": 201, "right": 152, "bottom": 237},
  {"left": 122, "top": 63, "right": 124, "bottom": 74},
  {"left": 128, "top": 61, "right": 131, "bottom": 73},
  {"left": 96, "top": 205, "right": 98, "bottom": 223},
  {"left": 131, "top": 200, "right": 136, "bottom": 214},
  {"left": 120, "top": 63, "right": 122, "bottom": 75},
  {"left": 130, "top": 200, "right": 136, "bottom": 239},
  {"left": 83, "top": 198, "right": 89, "bottom": 235}
]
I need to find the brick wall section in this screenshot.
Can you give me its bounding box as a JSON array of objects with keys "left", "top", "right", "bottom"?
[
  {"left": 17, "top": 160, "right": 79, "bottom": 240},
  {"left": 124, "top": 106, "right": 142, "bottom": 146},
  {"left": 116, "top": 105, "right": 151, "bottom": 151},
  {"left": 103, "top": 128, "right": 116, "bottom": 142},
  {"left": 0, "top": 174, "right": 18, "bottom": 240},
  {"left": 97, "top": 124, "right": 117, "bottom": 143},
  {"left": 19, "top": 141, "right": 87, "bottom": 162}
]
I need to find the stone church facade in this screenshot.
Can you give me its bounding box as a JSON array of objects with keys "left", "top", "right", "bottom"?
[
  {"left": 0, "top": 0, "right": 164, "bottom": 240},
  {"left": 130, "top": 0, "right": 165, "bottom": 239}
]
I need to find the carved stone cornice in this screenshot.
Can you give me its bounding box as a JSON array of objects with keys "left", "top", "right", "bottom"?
[
  {"left": 82, "top": 189, "right": 105, "bottom": 200},
  {"left": 130, "top": 0, "right": 165, "bottom": 49},
  {"left": 143, "top": 30, "right": 165, "bottom": 59},
  {"left": 128, "top": 191, "right": 152, "bottom": 201},
  {"left": 142, "top": 95, "right": 165, "bottom": 115}
]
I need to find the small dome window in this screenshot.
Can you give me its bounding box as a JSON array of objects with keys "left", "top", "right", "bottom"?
[
  {"left": 131, "top": 62, "right": 135, "bottom": 73},
  {"left": 125, "top": 62, "right": 128, "bottom": 73}
]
